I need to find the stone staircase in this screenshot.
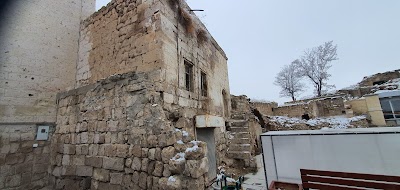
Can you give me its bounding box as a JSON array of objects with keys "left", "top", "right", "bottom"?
[
  {"left": 227, "top": 118, "right": 252, "bottom": 160},
  {"left": 226, "top": 95, "right": 260, "bottom": 167}
]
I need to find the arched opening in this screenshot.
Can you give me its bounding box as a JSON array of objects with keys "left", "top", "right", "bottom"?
[{"left": 222, "top": 89, "right": 229, "bottom": 118}]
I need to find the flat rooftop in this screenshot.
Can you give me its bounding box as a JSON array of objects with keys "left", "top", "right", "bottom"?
[{"left": 261, "top": 127, "right": 400, "bottom": 136}]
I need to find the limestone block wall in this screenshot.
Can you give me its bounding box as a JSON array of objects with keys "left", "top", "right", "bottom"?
[
  {"left": 313, "top": 97, "right": 346, "bottom": 117},
  {"left": 252, "top": 102, "right": 277, "bottom": 116},
  {"left": 51, "top": 72, "right": 216, "bottom": 190},
  {"left": 359, "top": 69, "right": 400, "bottom": 87},
  {"left": 76, "top": 0, "right": 165, "bottom": 87},
  {"left": 364, "top": 95, "right": 386, "bottom": 126},
  {"left": 160, "top": 0, "right": 231, "bottom": 118},
  {"left": 273, "top": 103, "right": 315, "bottom": 118},
  {"left": 0, "top": 125, "right": 54, "bottom": 189},
  {"left": 77, "top": 0, "right": 231, "bottom": 118},
  {"left": 273, "top": 97, "right": 346, "bottom": 118},
  {"left": 0, "top": 0, "right": 95, "bottom": 123},
  {"left": 346, "top": 98, "right": 368, "bottom": 115}
]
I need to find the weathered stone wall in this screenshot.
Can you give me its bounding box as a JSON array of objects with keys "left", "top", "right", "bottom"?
[
  {"left": 0, "top": 1, "right": 94, "bottom": 188},
  {"left": 76, "top": 0, "right": 164, "bottom": 87},
  {"left": 160, "top": 0, "right": 230, "bottom": 118},
  {"left": 50, "top": 72, "right": 216, "bottom": 190},
  {"left": 338, "top": 86, "right": 374, "bottom": 98},
  {"left": 252, "top": 102, "right": 277, "bottom": 116},
  {"left": 0, "top": 125, "right": 54, "bottom": 189},
  {"left": 0, "top": 0, "right": 95, "bottom": 123},
  {"left": 228, "top": 95, "right": 261, "bottom": 168},
  {"left": 346, "top": 98, "right": 368, "bottom": 116},
  {"left": 273, "top": 97, "right": 345, "bottom": 118},
  {"left": 313, "top": 97, "right": 346, "bottom": 117},
  {"left": 364, "top": 95, "right": 386, "bottom": 126},
  {"left": 359, "top": 69, "right": 400, "bottom": 87},
  {"left": 273, "top": 103, "right": 315, "bottom": 118},
  {"left": 77, "top": 0, "right": 231, "bottom": 118},
  {"left": 265, "top": 116, "right": 369, "bottom": 131}
]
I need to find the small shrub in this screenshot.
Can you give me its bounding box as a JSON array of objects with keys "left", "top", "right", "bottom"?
[
  {"left": 196, "top": 28, "right": 209, "bottom": 45},
  {"left": 178, "top": 7, "right": 195, "bottom": 35}
]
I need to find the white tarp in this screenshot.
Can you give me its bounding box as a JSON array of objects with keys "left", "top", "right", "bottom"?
[{"left": 261, "top": 127, "right": 400, "bottom": 185}]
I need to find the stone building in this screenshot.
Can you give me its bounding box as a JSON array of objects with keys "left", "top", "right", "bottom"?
[
  {"left": 254, "top": 96, "right": 346, "bottom": 119},
  {"left": 252, "top": 102, "right": 277, "bottom": 116},
  {"left": 345, "top": 95, "right": 386, "bottom": 126},
  {"left": 0, "top": 0, "right": 95, "bottom": 189},
  {"left": 0, "top": 0, "right": 244, "bottom": 189},
  {"left": 49, "top": 0, "right": 234, "bottom": 189},
  {"left": 228, "top": 95, "right": 262, "bottom": 167},
  {"left": 338, "top": 69, "right": 400, "bottom": 97},
  {"left": 358, "top": 69, "right": 400, "bottom": 87},
  {"left": 263, "top": 69, "right": 400, "bottom": 128}
]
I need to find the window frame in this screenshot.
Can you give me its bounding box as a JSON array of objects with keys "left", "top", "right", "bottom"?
[
  {"left": 380, "top": 97, "right": 400, "bottom": 120},
  {"left": 200, "top": 71, "right": 208, "bottom": 97},
  {"left": 184, "top": 60, "right": 194, "bottom": 92}
]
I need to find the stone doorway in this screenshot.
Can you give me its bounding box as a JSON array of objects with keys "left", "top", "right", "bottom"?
[{"left": 196, "top": 128, "right": 217, "bottom": 183}]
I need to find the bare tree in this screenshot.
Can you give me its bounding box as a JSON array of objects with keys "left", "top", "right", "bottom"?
[
  {"left": 297, "top": 41, "right": 338, "bottom": 97},
  {"left": 274, "top": 62, "right": 305, "bottom": 101}
]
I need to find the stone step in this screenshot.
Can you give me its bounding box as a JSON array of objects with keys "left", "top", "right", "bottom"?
[
  {"left": 230, "top": 132, "right": 250, "bottom": 138},
  {"left": 231, "top": 121, "right": 249, "bottom": 127},
  {"left": 230, "top": 126, "right": 249, "bottom": 132},
  {"left": 226, "top": 151, "right": 252, "bottom": 160},
  {"left": 229, "top": 138, "right": 250, "bottom": 144},
  {"left": 231, "top": 114, "right": 247, "bottom": 120},
  {"left": 228, "top": 144, "right": 252, "bottom": 151}
]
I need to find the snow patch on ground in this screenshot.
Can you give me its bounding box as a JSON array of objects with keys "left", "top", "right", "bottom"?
[
  {"left": 270, "top": 115, "right": 366, "bottom": 129},
  {"left": 226, "top": 177, "right": 236, "bottom": 183}
]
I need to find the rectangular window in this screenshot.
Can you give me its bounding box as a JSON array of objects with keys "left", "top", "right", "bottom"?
[
  {"left": 380, "top": 97, "right": 400, "bottom": 119},
  {"left": 201, "top": 71, "right": 208, "bottom": 97},
  {"left": 184, "top": 61, "right": 193, "bottom": 92},
  {"left": 381, "top": 99, "right": 394, "bottom": 119},
  {"left": 391, "top": 99, "right": 400, "bottom": 118}
]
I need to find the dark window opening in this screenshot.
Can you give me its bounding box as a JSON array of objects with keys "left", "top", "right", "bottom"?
[
  {"left": 373, "top": 80, "right": 386, "bottom": 86},
  {"left": 201, "top": 71, "right": 208, "bottom": 97},
  {"left": 302, "top": 114, "right": 310, "bottom": 120},
  {"left": 222, "top": 90, "right": 229, "bottom": 117},
  {"left": 184, "top": 61, "right": 193, "bottom": 92}
]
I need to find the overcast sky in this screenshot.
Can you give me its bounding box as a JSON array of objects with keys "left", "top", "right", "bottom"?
[{"left": 96, "top": 0, "right": 400, "bottom": 104}]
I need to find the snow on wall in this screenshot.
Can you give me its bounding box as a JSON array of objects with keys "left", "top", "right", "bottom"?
[{"left": 269, "top": 115, "right": 367, "bottom": 129}]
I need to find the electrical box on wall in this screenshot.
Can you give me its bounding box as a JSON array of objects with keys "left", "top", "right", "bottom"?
[{"left": 36, "top": 126, "right": 50, "bottom": 140}]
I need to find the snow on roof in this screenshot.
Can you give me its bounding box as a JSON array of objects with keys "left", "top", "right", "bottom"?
[
  {"left": 262, "top": 127, "right": 400, "bottom": 136},
  {"left": 341, "top": 84, "right": 360, "bottom": 90},
  {"left": 250, "top": 99, "right": 274, "bottom": 103},
  {"left": 279, "top": 101, "right": 309, "bottom": 107},
  {"left": 269, "top": 115, "right": 366, "bottom": 129},
  {"left": 362, "top": 69, "right": 400, "bottom": 80},
  {"left": 375, "top": 89, "right": 400, "bottom": 98}
]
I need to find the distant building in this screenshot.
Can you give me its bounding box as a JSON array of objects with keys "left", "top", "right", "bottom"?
[{"left": 258, "top": 69, "right": 400, "bottom": 127}]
